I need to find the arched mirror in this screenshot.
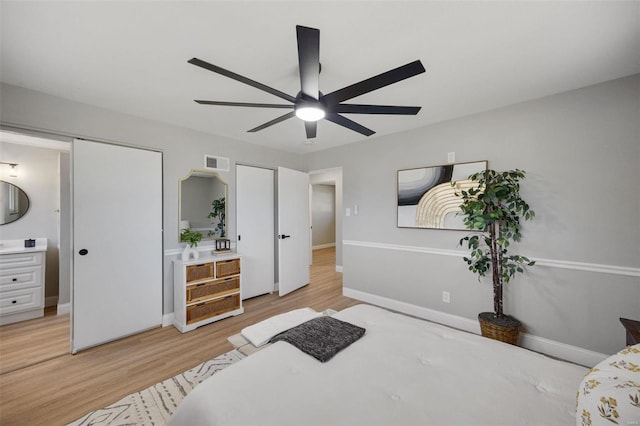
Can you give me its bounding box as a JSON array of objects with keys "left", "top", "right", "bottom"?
[
  {"left": 179, "top": 170, "right": 227, "bottom": 241},
  {"left": 0, "top": 180, "right": 30, "bottom": 225}
]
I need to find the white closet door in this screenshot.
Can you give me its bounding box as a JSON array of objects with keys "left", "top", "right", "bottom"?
[
  {"left": 278, "top": 167, "right": 310, "bottom": 296},
  {"left": 236, "top": 165, "right": 275, "bottom": 299},
  {"left": 72, "top": 139, "right": 162, "bottom": 352}
]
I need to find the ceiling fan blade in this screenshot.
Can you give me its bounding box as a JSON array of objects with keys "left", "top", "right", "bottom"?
[
  {"left": 325, "top": 113, "right": 375, "bottom": 136},
  {"left": 189, "top": 58, "right": 297, "bottom": 103},
  {"left": 296, "top": 25, "right": 320, "bottom": 99},
  {"left": 304, "top": 121, "right": 317, "bottom": 139},
  {"left": 321, "top": 60, "right": 425, "bottom": 106},
  {"left": 195, "top": 100, "right": 293, "bottom": 109},
  {"left": 247, "top": 111, "right": 296, "bottom": 133},
  {"left": 330, "top": 104, "right": 421, "bottom": 115}
]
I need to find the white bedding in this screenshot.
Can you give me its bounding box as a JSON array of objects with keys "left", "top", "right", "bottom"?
[{"left": 170, "top": 304, "right": 587, "bottom": 426}]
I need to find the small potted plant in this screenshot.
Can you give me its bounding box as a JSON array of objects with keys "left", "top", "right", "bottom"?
[
  {"left": 207, "top": 197, "right": 226, "bottom": 238},
  {"left": 455, "top": 169, "right": 535, "bottom": 344},
  {"left": 180, "top": 228, "right": 202, "bottom": 261}
]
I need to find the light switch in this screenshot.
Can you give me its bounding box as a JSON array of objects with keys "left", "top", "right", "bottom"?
[
  {"left": 346, "top": 207, "right": 351, "bottom": 217},
  {"left": 354, "top": 204, "right": 359, "bottom": 215}
]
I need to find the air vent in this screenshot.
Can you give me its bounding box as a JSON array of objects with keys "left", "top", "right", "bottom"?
[{"left": 204, "top": 155, "right": 229, "bottom": 172}]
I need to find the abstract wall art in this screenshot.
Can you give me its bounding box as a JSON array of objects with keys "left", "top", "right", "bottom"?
[{"left": 397, "top": 160, "right": 487, "bottom": 230}]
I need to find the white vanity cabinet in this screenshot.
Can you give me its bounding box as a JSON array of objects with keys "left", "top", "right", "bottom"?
[
  {"left": 173, "top": 253, "right": 243, "bottom": 333},
  {"left": 0, "top": 239, "right": 47, "bottom": 325}
]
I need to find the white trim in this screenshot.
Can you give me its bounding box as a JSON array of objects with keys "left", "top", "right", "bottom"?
[
  {"left": 313, "top": 243, "right": 336, "bottom": 250},
  {"left": 57, "top": 302, "right": 71, "bottom": 315},
  {"left": 343, "top": 240, "right": 640, "bottom": 278},
  {"left": 0, "top": 130, "right": 70, "bottom": 151},
  {"left": 343, "top": 287, "right": 608, "bottom": 367},
  {"left": 162, "top": 313, "right": 174, "bottom": 327},
  {"left": 336, "top": 265, "right": 343, "bottom": 273}
]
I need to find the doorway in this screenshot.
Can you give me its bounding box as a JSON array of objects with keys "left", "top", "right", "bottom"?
[
  {"left": 309, "top": 168, "right": 343, "bottom": 273},
  {"left": 0, "top": 130, "right": 71, "bottom": 372}
]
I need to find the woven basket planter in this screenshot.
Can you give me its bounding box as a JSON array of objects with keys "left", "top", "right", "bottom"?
[{"left": 478, "top": 312, "right": 521, "bottom": 345}]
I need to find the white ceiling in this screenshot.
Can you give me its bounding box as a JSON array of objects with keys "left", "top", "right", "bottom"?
[{"left": 1, "top": 1, "right": 638, "bottom": 154}]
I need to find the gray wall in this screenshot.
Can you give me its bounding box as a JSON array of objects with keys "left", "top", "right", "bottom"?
[
  {"left": 0, "top": 141, "right": 64, "bottom": 305},
  {"left": 307, "top": 74, "right": 640, "bottom": 356},
  {"left": 0, "top": 82, "right": 306, "bottom": 314},
  {"left": 311, "top": 184, "right": 336, "bottom": 248}
]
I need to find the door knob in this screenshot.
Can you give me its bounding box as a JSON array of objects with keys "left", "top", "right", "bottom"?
[
  {"left": 79, "top": 249, "right": 88, "bottom": 256},
  {"left": 278, "top": 234, "right": 291, "bottom": 239}
]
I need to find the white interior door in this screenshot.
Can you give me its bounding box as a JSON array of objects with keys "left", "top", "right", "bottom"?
[
  {"left": 72, "top": 139, "right": 162, "bottom": 352},
  {"left": 278, "top": 167, "right": 310, "bottom": 296},
  {"left": 236, "top": 165, "right": 275, "bottom": 299}
]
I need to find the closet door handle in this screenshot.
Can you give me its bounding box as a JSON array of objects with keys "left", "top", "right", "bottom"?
[
  {"left": 278, "top": 234, "right": 291, "bottom": 239},
  {"left": 79, "top": 249, "right": 88, "bottom": 256}
]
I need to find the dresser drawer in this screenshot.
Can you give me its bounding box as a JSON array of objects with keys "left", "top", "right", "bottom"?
[
  {"left": 186, "top": 293, "right": 240, "bottom": 325},
  {"left": 216, "top": 258, "right": 241, "bottom": 278},
  {"left": 0, "top": 252, "right": 44, "bottom": 269},
  {"left": 186, "top": 276, "right": 240, "bottom": 304},
  {"left": 0, "top": 287, "right": 43, "bottom": 315},
  {"left": 186, "top": 262, "right": 214, "bottom": 283},
  {"left": 0, "top": 266, "right": 42, "bottom": 291}
]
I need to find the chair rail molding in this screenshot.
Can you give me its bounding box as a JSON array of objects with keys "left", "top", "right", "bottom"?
[{"left": 343, "top": 240, "right": 640, "bottom": 278}]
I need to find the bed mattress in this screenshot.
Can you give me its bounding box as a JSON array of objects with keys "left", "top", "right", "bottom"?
[{"left": 170, "top": 304, "right": 587, "bottom": 425}]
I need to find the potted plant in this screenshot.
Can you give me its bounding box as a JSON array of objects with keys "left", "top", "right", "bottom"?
[
  {"left": 207, "top": 197, "right": 226, "bottom": 238},
  {"left": 180, "top": 228, "right": 202, "bottom": 261},
  {"left": 455, "top": 169, "right": 535, "bottom": 344}
]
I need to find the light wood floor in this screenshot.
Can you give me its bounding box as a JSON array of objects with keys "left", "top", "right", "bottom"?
[{"left": 0, "top": 247, "right": 358, "bottom": 426}]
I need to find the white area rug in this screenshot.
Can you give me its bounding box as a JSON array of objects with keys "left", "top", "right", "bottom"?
[{"left": 67, "top": 349, "right": 245, "bottom": 426}]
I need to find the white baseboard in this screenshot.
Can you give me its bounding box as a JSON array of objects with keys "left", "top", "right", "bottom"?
[
  {"left": 336, "top": 265, "right": 343, "bottom": 273},
  {"left": 313, "top": 243, "right": 336, "bottom": 250},
  {"left": 343, "top": 287, "right": 607, "bottom": 367},
  {"left": 162, "top": 313, "right": 175, "bottom": 327},
  {"left": 57, "top": 302, "right": 71, "bottom": 315}
]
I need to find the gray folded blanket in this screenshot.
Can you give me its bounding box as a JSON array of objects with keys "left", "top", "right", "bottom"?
[{"left": 269, "top": 316, "right": 366, "bottom": 362}]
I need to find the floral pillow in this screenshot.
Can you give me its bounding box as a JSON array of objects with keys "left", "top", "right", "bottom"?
[{"left": 577, "top": 344, "right": 640, "bottom": 425}]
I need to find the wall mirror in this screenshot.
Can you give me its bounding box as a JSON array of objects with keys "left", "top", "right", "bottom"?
[
  {"left": 0, "top": 180, "right": 30, "bottom": 225},
  {"left": 179, "top": 170, "right": 227, "bottom": 241}
]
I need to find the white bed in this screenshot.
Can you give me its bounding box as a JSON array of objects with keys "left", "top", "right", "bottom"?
[{"left": 170, "top": 304, "right": 587, "bottom": 426}]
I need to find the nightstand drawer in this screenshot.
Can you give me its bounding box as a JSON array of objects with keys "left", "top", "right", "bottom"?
[
  {"left": 186, "top": 276, "right": 240, "bottom": 304},
  {"left": 186, "top": 293, "right": 240, "bottom": 324}
]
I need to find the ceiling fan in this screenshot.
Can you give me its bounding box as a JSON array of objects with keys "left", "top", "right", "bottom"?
[{"left": 189, "top": 25, "right": 426, "bottom": 139}]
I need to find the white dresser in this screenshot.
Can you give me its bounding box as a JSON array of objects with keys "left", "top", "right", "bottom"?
[
  {"left": 173, "top": 252, "right": 243, "bottom": 333},
  {"left": 0, "top": 239, "right": 47, "bottom": 325}
]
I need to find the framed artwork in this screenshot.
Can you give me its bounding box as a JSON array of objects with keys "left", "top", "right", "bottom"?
[{"left": 397, "top": 160, "right": 487, "bottom": 230}]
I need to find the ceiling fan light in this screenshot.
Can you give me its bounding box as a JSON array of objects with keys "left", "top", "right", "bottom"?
[{"left": 295, "top": 106, "right": 325, "bottom": 122}]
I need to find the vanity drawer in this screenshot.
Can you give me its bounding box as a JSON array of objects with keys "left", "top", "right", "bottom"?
[
  {"left": 186, "top": 276, "right": 240, "bottom": 304},
  {"left": 216, "top": 258, "right": 241, "bottom": 278},
  {"left": 0, "top": 287, "right": 43, "bottom": 315},
  {"left": 186, "top": 262, "right": 214, "bottom": 283},
  {"left": 0, "top": 252, "right": 43, "bottom": 269},
  {"left": 0, "top": 266, "right": 42, "bottom": 291},
  {"left": 186, "top": 293, "right": 240, "bottom": 324}
]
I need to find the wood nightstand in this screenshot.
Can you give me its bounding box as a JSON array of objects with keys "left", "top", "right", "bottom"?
[{"left": 620, "top": 318, "right": 640, "bottom": 345}]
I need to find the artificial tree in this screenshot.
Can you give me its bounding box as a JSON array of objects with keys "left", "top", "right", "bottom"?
[{"left": 456, "top": 169, "right": 535, "bottom": 342}]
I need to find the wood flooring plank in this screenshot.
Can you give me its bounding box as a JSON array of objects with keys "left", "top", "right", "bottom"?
[{"left": 0, "top": 248, "right": 358, "bottom": 425}]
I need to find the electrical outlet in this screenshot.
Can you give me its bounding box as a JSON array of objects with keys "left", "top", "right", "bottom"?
[
  {"left": 442, "top": 291, "right": 451, "bottom": 304},
  {"left": 447, "top": 152, "right": 455, "bottom": 163}
]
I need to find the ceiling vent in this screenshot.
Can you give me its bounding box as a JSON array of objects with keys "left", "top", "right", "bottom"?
[{"left": 204, "top": 155, "right": 229, "bottom": 172}]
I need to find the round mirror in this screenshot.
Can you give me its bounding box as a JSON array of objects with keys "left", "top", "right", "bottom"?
[{"left": 0, "top": 180, "right": 30, "bottom": 225}]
